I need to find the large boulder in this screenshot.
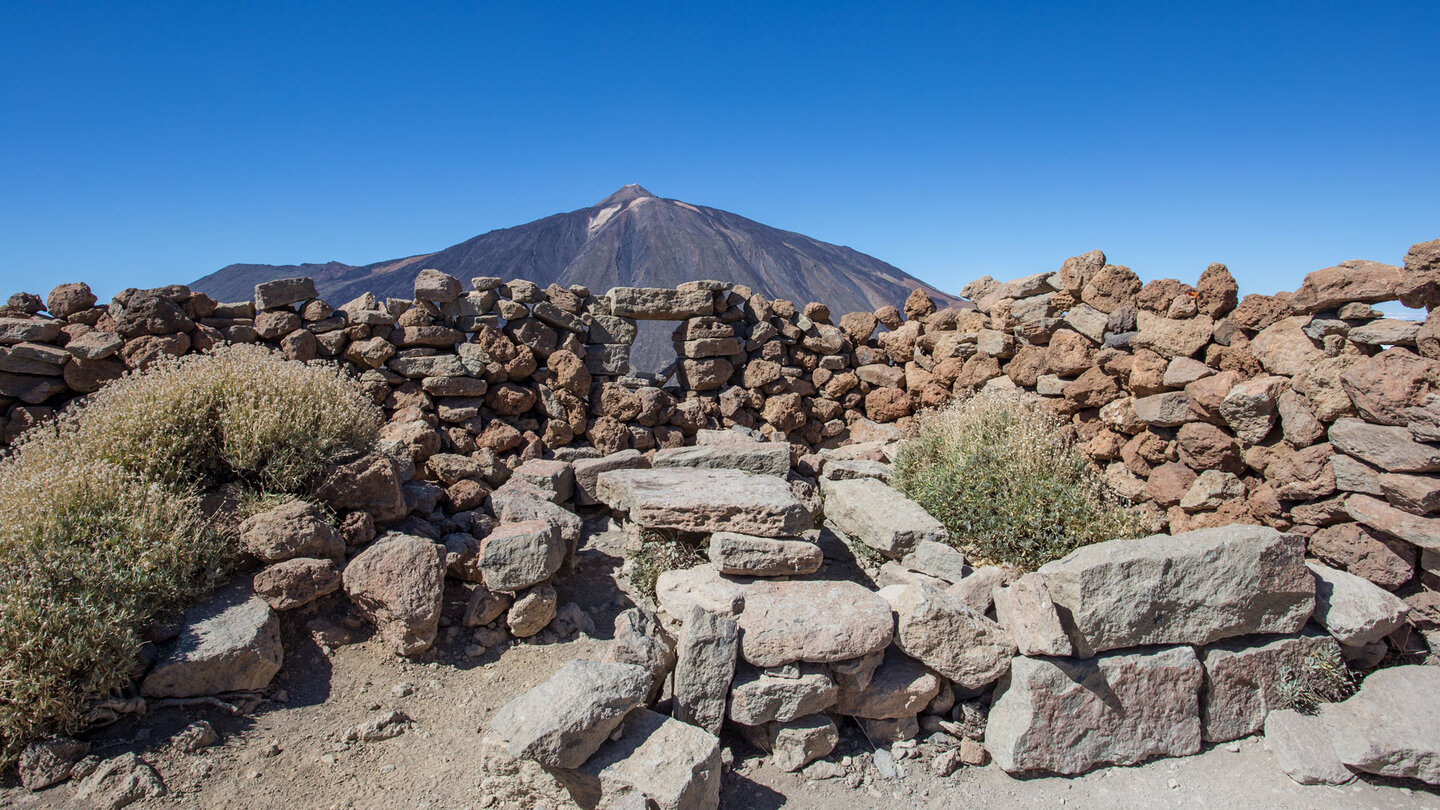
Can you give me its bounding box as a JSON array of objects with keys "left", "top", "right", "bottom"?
[
  {"left": 595, "top": 468, "right": 812, "bottom": 537},
  {"left": 986, "top": 646, "right": 1204, "bottom": 775},
  {"left": 737, "top": 580, "right": 893, "bottom": 667},
  {"left": 1038, "top": 525, "right": 1314, "bottom": 657},
  {"left": 552, "top": 708, "right": 722, "bottom": 810},
  {"left": 1199, "top": 631, "right": 1342, "bottom": 742},
  {"left": 880, "top": 584, "right": 1015, "bottom": 690},
  {"left": 1321, "top": 665, "right": 1440, "bottom": 785},
  {"left": 487, "top": 659, "right": 651, "bottom": 769},
  {"left": 342, "top": 534, "right": 445, "bottom": 656},
  {"left": 821, "top": 477, "right": 948, "bottom": 558},
  {"left": 140, "top": 585, "right": 282, "bottom": 698}
]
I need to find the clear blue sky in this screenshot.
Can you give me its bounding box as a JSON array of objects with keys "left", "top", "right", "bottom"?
[{"left": 2, "top": 0, "right": 1437, "bottom": 303}]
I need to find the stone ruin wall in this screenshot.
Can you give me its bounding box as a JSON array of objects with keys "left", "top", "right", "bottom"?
[{"left": 3, "top": 237, "right": 1440, "bottom": 603}]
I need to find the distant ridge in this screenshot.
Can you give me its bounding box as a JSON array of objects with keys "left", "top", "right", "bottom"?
[{"left": 192, "top": 185, "right": 962, "bottom": 369}]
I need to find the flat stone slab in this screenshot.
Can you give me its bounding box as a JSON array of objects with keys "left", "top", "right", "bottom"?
[
  {"left": 554, "top": 708, "right": 722, "bottom": 810},
  {"left": 986, "top": 645, "right": 1204, "bottom": 775},
  {"left": 728, "top": 664, "right": 838, "bottom": 726},
  {"left": 1265, "top": 709, "right": 1354, "bottom": 786},
  {"left": 1038, "top": 524, "right": 1314, "bottom": 657},
  {"left": 709, "top": 532, "right": 823, "bottom": 577},
  {"left": 1307, "top": 561, "right": 1409, "bottom": 646},
  {"left": 596, "top": 468, "right": 812, "bottom": 537},
  {"left": 737, "top": 580, "right": 894, "bottom": 667},
  {"left": 487, "top": 659, "right": 651, "bottom": 770},
  {"left": 1322, "top": 665, "right": 1440, "bottom": 785},
  {"left": 1345, "top": 493, "right": 1440, "bottom": 550},
  {"left": 821, "top": 477, "right": 948, "bottom": 558},
  {"left": 608, "top": 287, "right": 715, "bottom": 320},
  {"left": 652, "top": 442, "right": 790, "bottom": 478},
  {"left": 141, "top": 584, "right": 282, "bottom": 698}
]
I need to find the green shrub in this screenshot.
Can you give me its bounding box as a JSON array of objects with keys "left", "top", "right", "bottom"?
[
  {"left": 628, "top": 528, "right": 707, "bottom": 600},
  {"left": 0, "top": 344, "right": 380, "bottom": 768},
  {"left": 891, "top": 390, "right": 1145, "bottom": 571}
]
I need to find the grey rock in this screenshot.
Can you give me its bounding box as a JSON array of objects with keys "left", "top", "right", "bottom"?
[
  {"left": 71, "top": 753, "right": 165, "bottom": 809},
  {"left": 17, "top": 737, "right": 89, "bottom": 791},
  {"left": 708, "top": 532, "right": 823, "bottom": 576},
  {"left": 1200, "top": 630, "right": 1342, "bottom": 742},
  {"left": 673, "top": 605, "right": 739, "bottom": 735},
  {"left": 608, "top": 287, "right": 715, "bottom": 320},
  {"left": 572, "top": 449, "right": 649, "bottom": 506},
  {"left": 553, "top": 708, "right": 722, "bottom": 810},
  {"left": 1265, "top": 709, "right": 1354, "bottom": 785},
  {"left": 140, "top": 584, "right": 282, "bottom": 698},
  {"left": 1329, "top": 417, "right": 1440, "bottom": 473},
  {"left": 897, "top": 540, "right": 968, "bottom": 584},
  {"left": 487, "top": 659, "right": 652, "bottom": 769},
  {"left": 603, "top": 605, "right": 676, "bottom": 704},
  {"left": 652, "top": 442, "right": 789, "bottom": 478},
  {"left": 765, "top": 714, "right": 839, "bottom": 773},
  {"left": 834, "top": 646, "right": 941, "bottom": 720},
  {"left": 728, "top": 664, "right": 838, "bottom": 726},
  {"left": 596, "top": 467, "right": 812, "bottom": 537},
  {"left": 821, "top": 476, "right": 948, "bottom": 558},
  {"left": 1322, "top": 665, "right": 1440, "bottom": 785},
  {"left": 1039, "top": 525, "right": 1314, "bottom": 657},
  {"left": 738, "top": 580, "right": 894, "bottom": 667},
  {"left": 253, "top": 277, "right": 316, "bottom": 310},
  {"left": 992, "top": 572, "right": 1073, "bottom": 657},
  {"left": 1307, "top": 561, "right": 1409, "bottom": 646},
  {"left": 478, "top": 520, "right": 565, "bottom": 592},
  {"left": 880, "top": 584, "right": 1015, "bottom": 690}
]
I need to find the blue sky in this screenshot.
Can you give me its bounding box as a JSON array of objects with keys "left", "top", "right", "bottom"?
[{"left": 2, "top": 0, "right": 1437, "bottom": 303}]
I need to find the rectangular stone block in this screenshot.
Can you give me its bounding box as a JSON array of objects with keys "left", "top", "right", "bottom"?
[
  {"left": 608, "top": 287, "right": 715, "bottom": 320},
  {"left": 820, "top": 476, "right": 948, "bottom": 558}
]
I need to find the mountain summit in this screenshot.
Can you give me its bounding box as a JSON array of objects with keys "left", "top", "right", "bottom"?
[{"left": 192, "top": 185, "right": 960, "bottom": 368}]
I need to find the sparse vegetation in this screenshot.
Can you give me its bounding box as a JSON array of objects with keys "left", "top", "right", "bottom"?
[
  {"left": 628, "top": 527, "right": 707, "bottom": 600},
  {"left": 892, "top": 390, "right": 1146, "bottom": 571},
  {"left": 1274, "top": 645, "right": 1357, "bottom": 714},
  {"left": 0, "top": 344, "right": 380, "bottom": 768}
]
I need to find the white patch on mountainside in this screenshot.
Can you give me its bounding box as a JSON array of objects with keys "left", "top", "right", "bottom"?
[{"left": 588, "top": 205, "right": 622, "bottom": 236}]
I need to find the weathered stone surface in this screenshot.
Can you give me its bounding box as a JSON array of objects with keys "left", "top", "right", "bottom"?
[
  {"left": 1330, "top": 417, "right": 1440, "bottom": 473},
  {"left": 1349, "top": 318, "right": 1421, "bottom": 347},
  {"left": 342, "top": 534, "right": 445, "bottom": 656},
  {"left": 487, "top": 659, "right": 651, "bottom": 769},
  {"left": 834, "top": 646, "right": 941, "bottom": 719},
  {"left": 1132, "top": 391, "right": 1196, "bottom": 426},
  {"left": 478, "top": 520, "right": 564, "bottom": 592},
  {"left": 993, "top": 572, "right": 1073, "bottom": 657},
  {"left": 603, "top": 605, "right": 676, "bottom": 702},
  {"left": 1250, "top": 317, "right": 1324, "bottom": 377},
  {"left": 673, "top": 605, "right": 739, "bottom": 735},
  {"left": 557, "top": 708, "right": 722, "bottom": 810},
  {"left": 1338, "top": 347, "right": 1440, "bottom": 427},
  {"left": 1132, "top": 312, "right": 1214, "bottom": 359},
  {"left": 71, "top": 753, "right": 166, "bottom": 809},
  {"left": 238, "top": 500, "right": 343, "bottom": 563},
  {"left": 1180, "top": 469, "right": 1245, "bottom": 511},
  {"left": 1038, "top": 525, "right": 1314, "bottom": 657},
  {"left": 897, "top": 540, "right": 968, "bottom": 584},
  {"left": 1290, "top": 260, "right": 1404, "bottom": 313},
  {"left": 252, "top": 557, "right": 342, "bottom": 611},
  {"left": 737, "top": 580, "right": 894, "bottom": 667},
  {"left": 17, "top": 737, "right": 89, "bottom": 791},
  {"left": 609, "top": 287, "right": 715, "bottom": 320},
  {"left": 1322, "top": 665, "right": 1440, "bottom": 785},
  {"left": 821, "top": 476, "right": 947, "bottom": 558},
  {"left": 1307, "top": 561, "right": 1409, "bottom": 646},
  {"left": 652, "top": 441, "right": 789, "bottom": 478},
  {"left": 1345, "top": 493, "right": 1440, "bottom": 550},
  {"left": 708, "top": 532, "right": 823, "bottom": 576},
  {"left": 141, "top": 585, "right": 282, "bottom": 698},
  {"left": 598, "top": 468, "right": 811, "bottom": 537},
  {"left": 1265, "top": 709, "right": 1354, "bottom": 786},
  {"left": 313, "top": 453, "right": 408, "bottom": 523},
  {"left": 253, "top": 277, "right": 316, "bottom": 310},
  {"left": 986, "top": 646, "right": 1203, "bottom": 775},
  {"left": 1379, "top": 472, "right": 1440, "bottom": 515},
  {"left": 572, "top": 449, "right": 649, "bottom": 506},
  {"left": 1220, "top": 376, "right": 1288, "bottom": 444},
  {"left": 881, "top": 583, "right": 1015, "bottom": 689},
  {"left": 655, "top": 566, "right": 746, "bottom": 629},
  {"left": 507, "top": 583, "right": 557, "bottom": 638},
  {"left": 728, "top": 665, "right": 838, "bottom": 725},
  {"left": 765, "top": 714, "right": 839, "bottom": 773},
  {"left": 1199, "top": 631, "right": 1341, "bottom": 742},
  {"left": 1308, "top": 522, "right": 1416, "bottom": 590}
]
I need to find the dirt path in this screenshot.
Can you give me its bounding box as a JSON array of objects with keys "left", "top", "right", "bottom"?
[{"left": 3, "top": 523, "right": 1437, "bottom": 810}]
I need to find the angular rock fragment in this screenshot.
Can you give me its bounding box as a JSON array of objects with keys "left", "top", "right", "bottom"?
[
  {"left": 672, "top": 605, "right": 739, "bottom": 735},
  {"left": 487, "top": 659, "right": 652, "bottom": 769},
  {"left": 140, "top": 584, "right": 282, "bottom": 698},
  {"left": 342, "top": 534, "right": 445, "bottom": 656},
  {"left": 1307, "top": 561, "right": 1409, "bottom": 646},
  {"left": 880, "top": 584, "right": 1015, "bottom": 690},
  {"left": 1264, "top": 709, "right": 1354, "bottom": 786},
  {"left": 553, "top": 708, "right": 722, "bottom": 810},
  {"left": 834, "top": 646, "right": 941, "bottom": 719},
  {"left": 737, "top": 580, "right": 893, "bottom": 667},
  {"left": 992, "top": 572, "right": 1073, "bottom": 657},
  {"left": 708, "top": 532, "right": 823, "bottom": 576},
  {"left": 1322, "top": 665, "right": 1440, "bottom": 785},
  {"left": 596, "top": 468, "right": 812, "bottom": 537},
  {"left": 821, "top": 476, "right": 948, "bottom": 557},
  {"left": 727, "top": 664, "right": 839, "bottom": 726}
]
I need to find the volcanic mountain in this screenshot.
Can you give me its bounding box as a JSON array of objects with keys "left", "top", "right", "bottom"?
[{"left": 192, "top": 185, "right": 960, "bottom": 370}]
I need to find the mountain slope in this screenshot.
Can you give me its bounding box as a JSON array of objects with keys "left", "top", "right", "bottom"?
[{"left": 194, "top": 185, "right": 958, "bottom": 312}]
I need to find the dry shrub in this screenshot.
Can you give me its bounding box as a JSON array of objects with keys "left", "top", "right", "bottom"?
[
  {"left": 0, "top": 344, "right": 379, "bottom": 767},
  {"left": 892, "top": 390, "right": 1145, "bottom": 571},
  {"left": 1274, "top": 644, "right": 1356, "bottom": 713},
  {"left": 628, "top": 528, "right": 707, "bottom": 600},
  {"left": 21, "top": 343, "right": 382, "bottom": 491}
]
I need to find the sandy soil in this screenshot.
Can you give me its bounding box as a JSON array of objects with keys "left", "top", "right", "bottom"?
[{"left": 3, "top": 521, "right": 1437, "bottom": 810}]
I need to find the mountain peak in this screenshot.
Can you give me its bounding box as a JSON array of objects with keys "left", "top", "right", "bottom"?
[{"left": 595, "top": 184, "right": 657, "bottom": 208}]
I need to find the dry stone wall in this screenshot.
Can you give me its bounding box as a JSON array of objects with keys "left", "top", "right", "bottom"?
[{"left": 3, "top": 239, "right": 1440, "bottom": 604}]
